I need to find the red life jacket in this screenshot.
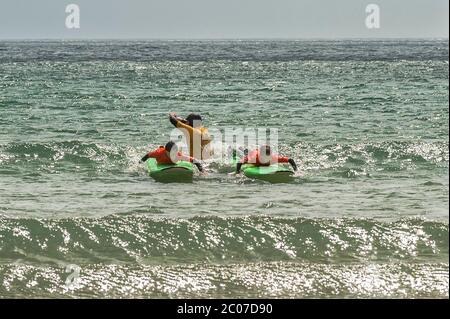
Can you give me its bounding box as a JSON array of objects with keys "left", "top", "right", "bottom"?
[
  {"left": 240, "top": 149, "right": 289, "bottom": 166},
  {"left": 145, "top": 146, "right": 193, "bottom": 164}
]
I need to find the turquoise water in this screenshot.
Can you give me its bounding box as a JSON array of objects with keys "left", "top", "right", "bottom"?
[{"left": 0, "top": 40, "right": 448, "bottom": 298}]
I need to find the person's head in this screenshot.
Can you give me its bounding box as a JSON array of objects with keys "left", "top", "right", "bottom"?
[
  {"left": 259, "top": 144, "right": 272, "bottom": 164},
  {"left": 260, "top": 145, "right": 272, "bottom": 156},
  {"left": 186, "top": 113, "right": 202, "bottom": 128},
  {"left": 165, "top": 141, "right": 178, "bottom": 154}
]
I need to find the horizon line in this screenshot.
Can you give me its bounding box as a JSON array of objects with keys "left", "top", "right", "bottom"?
[{"left": 0, "top": 36, "right": 448, "bottom": 41}]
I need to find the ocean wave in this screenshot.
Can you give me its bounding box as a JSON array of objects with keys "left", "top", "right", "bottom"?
[
  {"left": 1, "top": 140, "right": 447, "bottom": 177},
  {"left": 0, "top": 141, "right": 143, "bottom": 175},
  {"left": 0, "top": 262, "right": 447, "bottom": 298},
  {"left": 285, "top": 140, "right": 449, "bottom": 175},
  {"left": 0, "top": 216, "right": 447, "bottom": 265}
]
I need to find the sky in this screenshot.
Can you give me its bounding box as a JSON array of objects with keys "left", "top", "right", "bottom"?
[{"left": 0, "top": 0, "right": 448, "bottom": 39}]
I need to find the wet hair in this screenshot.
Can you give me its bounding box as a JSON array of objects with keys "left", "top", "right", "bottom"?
[
  {"left": 260, "top": 145, "right": 271, "bottom": 156},
  {"left": 186, "top": 113, "right": 202, "bottom": 127},
  {"left": 165, "top": 141, "right": 177, "bottom": 152}
]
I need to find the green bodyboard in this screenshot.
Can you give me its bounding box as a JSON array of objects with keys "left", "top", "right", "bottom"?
[
  {"left": 146, "top": 158, "right": 193, "bottom": 183},
  {"left": 230, "top": 152, "right": 294, "bottom": 183},
  {"left": 241, "top": 164, "right": 294, "bottom": 183}
]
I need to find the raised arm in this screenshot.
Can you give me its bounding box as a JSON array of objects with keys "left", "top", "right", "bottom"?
[
  {"left": 169, "top": 112, "right": 189, "bottom": 129},
  {"left": 174, "top": 118, "right": 195, "bottom": 136},
  {"left": 169, "top": 113, "right": 179, "bottom": 127}
]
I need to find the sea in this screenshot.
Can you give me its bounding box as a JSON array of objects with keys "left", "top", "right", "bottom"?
[{"left": 0, "top": 39, "right": 448, "bottom": 298}]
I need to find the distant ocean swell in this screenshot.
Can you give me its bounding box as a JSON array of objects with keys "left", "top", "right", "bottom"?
[{"left": 0, "top": 40, "right": 447, "bottom": 62}]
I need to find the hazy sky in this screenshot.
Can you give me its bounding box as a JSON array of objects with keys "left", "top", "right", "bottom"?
[{"left": 0, "top": 0, "right": 448, "bottom": 39}]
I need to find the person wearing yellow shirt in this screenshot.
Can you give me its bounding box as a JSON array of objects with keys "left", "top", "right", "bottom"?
[{"left": 169, "top": 112, "right": 212, "bottom": 160}]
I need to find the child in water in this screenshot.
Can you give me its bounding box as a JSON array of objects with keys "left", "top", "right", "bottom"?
[
  {"left": 236, "top": 145, "right": 297, "bottom": 173},
  {"left": 169, "top": 112, "right": 212, "bottom": 160},
  {"left": 141, "top": 141, "right": 204, "bottom": 172}
]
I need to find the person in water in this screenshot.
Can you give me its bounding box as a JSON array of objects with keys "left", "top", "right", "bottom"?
[
  {"left": 169, "top": 112, "right": 211, "bottom": 160},
  {"left": 141, "top": 141, "right": 204, "bottom": 172},
  {"left": 236, "top": 145, "right": 298, "bottom": 173}
]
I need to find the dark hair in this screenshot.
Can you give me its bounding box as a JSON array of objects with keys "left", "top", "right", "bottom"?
[
  {"left": 186, "top": 113, "right": 202, "bottom": 127},
  {"left": 165, "top": 141, "right": 177, "bottom": 152},
  {"left": 260, "top": 145, "right": 271, "bottom": 155}
]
